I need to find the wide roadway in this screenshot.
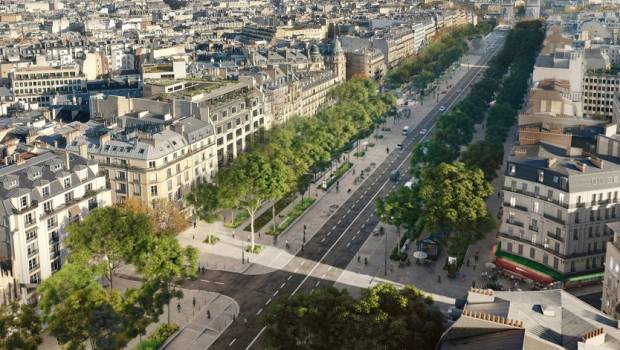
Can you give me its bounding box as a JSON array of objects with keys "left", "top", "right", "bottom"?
[{"left": 183, "top": 30, "right": 506, "bottom": 350}]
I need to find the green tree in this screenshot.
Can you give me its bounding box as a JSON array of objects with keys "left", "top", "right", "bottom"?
[
  {"left": 418, "top": 162, "right": 493, "bottom": 243},
  {"left": 37, "top": 262, "right": 128, "bottom": 350},
  {"left": 220, "top": 152, "right": 273, "bottom": 250},
  {"left": 65, "top": 206, "right": 154, "bottom": 289},
  {"left": 262, "top": 287, "right": 356, "bottom": 349},
  {"left": 354, "top": 284, "right": 445, "bottom": 350},
  {"left": 187, "top": 182, "right": 220, "bottom": 222},
  {"left": 297, "top": 173, "right": 314, "bottom": 201},
  {"left": 0, "top": 302, "right": 42, "bottom": 350},
  {"left": 140, "top": 234, "right": 198, "bottom": 324},
  {"left": 261, "top": 284, "right": 445, "bottom": 350},
  {"left": 461, "top": 140, "right": 504, "bottom": 180}
]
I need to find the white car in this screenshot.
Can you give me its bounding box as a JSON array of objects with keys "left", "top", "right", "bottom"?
[
  {"left": 439, "top": 106, "right": 446, "bottom": 112},
  {"left": 419, "top": 129, "right": 427, "bottom": 135}
]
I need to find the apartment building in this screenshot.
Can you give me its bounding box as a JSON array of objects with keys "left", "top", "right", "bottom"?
[
  {"left": 9, "top": 63, "right": 87, "bottom": 106},
  {"left": 79, "top": 118, "right": 217, "bottom": 206},
  {"left": 345, "top": 48, "right": 385, "bottom": 80},
  {"left": 373, "top": 26, "right": 415, "bottom": 68},
  {"left": 498, "top": 144, "right": 620, "bottom": 280},
  {"left": 602, "top": 222, "right": 620, "bottom": 319},
  {"left": 0, "top": 151, "right": 111, "bottom": 286}
]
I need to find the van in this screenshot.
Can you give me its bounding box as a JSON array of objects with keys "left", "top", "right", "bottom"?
[
  {"left": 402, "top": 126, "right": 409, "bottom": 135},
  {"left": 404, "top": 181, "right": 413, "bottom": 189}
]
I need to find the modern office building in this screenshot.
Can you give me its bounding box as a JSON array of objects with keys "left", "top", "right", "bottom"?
[
  {"left": 0, "top": 151, "right": 111, "bottom": 286},
  {"left": 9, "top": 63, "right": 87, "bottom": 107}
]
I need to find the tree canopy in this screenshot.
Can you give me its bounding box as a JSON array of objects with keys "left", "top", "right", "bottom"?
[
  {"left": 38, "top": 205, "right": 198, "bottom": 349},
  {"left": 261, "top": 284, "right": 445, "bottom": 350}
]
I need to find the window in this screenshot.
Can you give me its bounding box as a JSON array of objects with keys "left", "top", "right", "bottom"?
[
  {"left": 518, "top": 244, "right": 523, "bottom": 255},
  {"left": 64, "top": 192, "right": 74, "bottom": 203},
  {"left": 20, "top": 196, "right": 28, "bottom": 208},
  {"left": 150, "top": 185, "right": 158, "bottom": 196},
  {"left": 149, "top": 161, "right": 156, "bottom": 168},
  {"left": 26, "top": 230, "right": 37, "bottom": 242},
  {"left": 88, "top": 198, "right": 98, "bottom": 210},
  {"left": 42, "top": 185, "right": 50, "bottom": 197},
  {"left": 47, "top": 216, "right": 57, "bottom": 229},
  {"left": 28, "top": 257, "right": 39, "bottom": 271},
  {"left": 51, "top": 259, "right": 61, "bottom": 272},
  {"left": 24, "top": 213, "right": 34, "bottom": 226},
  {"left": 27, "top": 242, "right": 38, "bottom": 256},
  {"left": 63, "top": 177, "right": 71, "bottom": 189},
  {"left": 29, "top": 272, "right": 40, "bottom": 284},
  {"left": 533, "top": 201, "right": 539, "bottom": 213},
  {"left": 43, "top": 201, "right": 52, "bottom": 213},
  {"left": 510, "top": 197, "right": 516, "bottom": 207},
  {"left": 538, "top": 170, "right": 544, "bottom": 182},
  {"left": 530, "top": 247, "right": 535, "bottom": 259}
]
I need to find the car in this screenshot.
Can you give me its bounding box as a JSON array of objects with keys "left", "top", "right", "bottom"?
[
  {"left": 439, "top": 106, "right": 446, "bottom": 112},
  {"left": 402, "top": 126, "right": 410, "bottom": 135},
  {"left": 419, "top": 128, "right": 427, "bottom": 135},
  {"left": 390, "top": 170, "right": 401, "bottom": 182}
]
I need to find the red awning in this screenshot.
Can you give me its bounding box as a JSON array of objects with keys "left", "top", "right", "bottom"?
[{"left": 495, "top": 257, "right": 555, "bottom": 284}]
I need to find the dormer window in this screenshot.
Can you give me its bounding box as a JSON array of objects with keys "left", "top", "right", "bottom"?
[
  {"left": 20, "top": 196, "right": 28, "bottom": 209},
  {"left": 538, "top": 170, "right": 544, "bottom": 182},
  {"left": 41, "top": 186, "right": 50, "bottom": 197},
  {"left": 63, "top": 177, "right": 71, "bottom": 189},
  {"left": 509, "top": 164, "right": 516, "bottom": 175}
]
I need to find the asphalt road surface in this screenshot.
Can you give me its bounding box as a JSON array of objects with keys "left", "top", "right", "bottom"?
[{"left": 183, "top": 30, "right": 507, "bottom": 350}]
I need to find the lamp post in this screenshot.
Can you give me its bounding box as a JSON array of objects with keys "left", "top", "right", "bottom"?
[{"left": 241, "top": 238, "right": 245, "bottom": 264}]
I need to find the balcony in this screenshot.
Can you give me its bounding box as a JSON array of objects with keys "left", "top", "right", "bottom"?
[
  {"left": 544, "top": 213, "right": 565, "bottom": 225},
  {"left": 502, "top": 187, "right": 568, "bottom": 208},
  {"left": 529, "top": 225, "right": 539, "bottom": 233},
  {"left": 27, "top": 249, "right": 38, "bottom": 258},
  {"left": 504, "top": 202, "right": 528, "bottom": 212},
  {"left": 49, "top": 235, "right": 60, "bottom": 245},
  {"left": 547, "top": 231, "right": 564, "bottom": 243},
  {"left": 506, "top": 219, "right": 524, "bottom": 228},
  {"left": 28, "top": 264, "right": 40, "bottom": 272}
]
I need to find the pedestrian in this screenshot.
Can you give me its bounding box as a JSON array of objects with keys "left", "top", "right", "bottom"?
[
  {"left": 352, "top": 168, "right": 356, "bottom": 175},
  {"left": 207, "top": 309, "right": 211, "bottom": 319},
  {"left": 192, "top": 234, "right": 195, "bottom": 240},
  {"left": 364, "top": 257, "right": 368, "bottom": 265},
  {"left": 386, "top": 147, "right": 390, "bottom": 154},
  {"left": 304, "top": 224, "right": 307, "bottom": 231},
  {"left": 466, "top": 259, "right": 470, "bottom": 267},
  {"left": 437, "top": 275, "right": 441, "bottom": 283},
  {"left": 357, "top": 255, "right": 361, "bottom": 263},
  {"left": 474, "top": 252, "right": 479, "bottom": 262},
  {"left": 194, "top": 220, "right": 197, "bottom": 229},
  {"left": 244, "top": 318, "right": 248, "bottom": 324},
  {"left": 497, "top": 192, "right": 500, "bottom": 198}
]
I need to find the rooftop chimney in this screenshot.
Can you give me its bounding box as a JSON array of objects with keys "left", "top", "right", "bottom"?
[
  {"left": 467, "top": 288, "right": 495, "bottom": 303},
  {"left": 581, "top": 328, "right": 606, "bottom": 346},
  {"left": 64, "top": 151, "right": 70, "bottom": 169}
]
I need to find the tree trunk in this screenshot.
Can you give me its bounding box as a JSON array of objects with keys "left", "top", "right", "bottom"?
[
  {"left": 272, "top": 204, "right": 277, "bottom": 232},
  {"left": 230, "top": 210, "right": 235, "bottom": 225},
  {"left": 250, "top": 210, "right": 256, "bottom": 251},
  {"left": 167, "top": 302, "right": 170, "bottom": 324}
]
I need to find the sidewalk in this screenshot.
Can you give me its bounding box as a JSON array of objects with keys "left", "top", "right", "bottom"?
[
  {"left": 333, "top": 126, "right": 520, "bottom": 311},
  {"left": 176, "top": 51, "right": 481, "bottom": 277}
]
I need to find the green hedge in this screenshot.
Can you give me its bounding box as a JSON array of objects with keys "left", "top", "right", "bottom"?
[{"left": 134, "top": 323, "right": 179, "bottom": 350}]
